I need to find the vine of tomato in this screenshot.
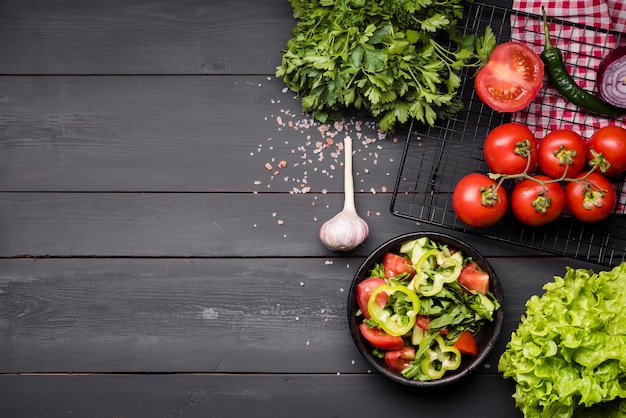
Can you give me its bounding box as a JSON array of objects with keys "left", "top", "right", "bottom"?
[
  {"left": 483, "top": 123, "right": 538, "bottom": 174},
  {"left": 452, "top": 173, "right": 508, "bottom": 227},
  {"left": 538, "top": 130, "right": 587, "bottom": 178},
  {"left": 565, "top": 172, "right": 617, "bottom": 223},
  {"left": 474, "top": 42, "right": 544, "bottom": 112},
  {"left": 586, "top": 125, "right": 626, "bottom": 177},
  {"left": 510, "top": 175, "right": 566, "bottom": 227}
]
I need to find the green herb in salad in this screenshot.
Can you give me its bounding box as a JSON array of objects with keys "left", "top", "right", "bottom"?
[
  {"left": 498, "top": 263, "right": 626, "bottom": 418},
  {"left": 276, "top": 0, "right": 497, "bottom": 132},
  {"left": 356, "top": 237, "right": 501, "bottom": 381}
]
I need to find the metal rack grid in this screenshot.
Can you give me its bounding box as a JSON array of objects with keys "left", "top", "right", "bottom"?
[{"left": 390, "top": 2, "right": 626, "bottom": 266}]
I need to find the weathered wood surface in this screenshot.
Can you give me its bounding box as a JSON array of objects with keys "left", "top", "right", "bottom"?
[{"left": 2, "top": 0, "right": 614, "bottom": 417}]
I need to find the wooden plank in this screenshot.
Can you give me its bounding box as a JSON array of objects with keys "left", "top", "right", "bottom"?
[
  {"left": 0, "top": 0, "right": 512, "bottom": 76},
  {"left": 0, "top": 256, "right": 597, "bottom": 373},
  {"left": 0, "top": 374, "right": 521, "bottom": 417},
  {"left": 0, "top": 76, "right": 406, "bottom": 193},
  {"left": 0, "top": 0, "right": 294, "bottom": 75},
  {"left": 0, "top": 192, "right": 552, "bottom": 258}
]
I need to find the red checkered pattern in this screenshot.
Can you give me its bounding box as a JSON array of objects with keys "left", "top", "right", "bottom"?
[{"left": 511, "top": 0, "right": 626, "bottom": 213}]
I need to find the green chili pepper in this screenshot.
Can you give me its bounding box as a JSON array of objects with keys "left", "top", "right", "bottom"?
[
  {"left": 540, "top": 7, "right": 624, "bottom": 117},
  {"left": 420, "top": 335, "right": 462, "bottom": 379},
  {"left": 367, "top": 284, "right": 421, "bottom": 336}
]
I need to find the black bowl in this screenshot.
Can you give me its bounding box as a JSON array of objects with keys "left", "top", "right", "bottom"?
[{"left": 347, "top": 231, "right": 504, "bottom": 388}]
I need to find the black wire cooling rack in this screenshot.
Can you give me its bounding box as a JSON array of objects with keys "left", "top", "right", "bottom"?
[{"left": 390, "top": 2, "right": 626, "bottom": 266}]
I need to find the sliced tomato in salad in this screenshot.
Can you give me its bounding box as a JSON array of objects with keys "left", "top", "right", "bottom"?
[
  {"left": 385, "top": 346, "right": 416, "bottom": 373},
  {"left": 454, "top": 330, "right": 478, "bottom": 356},
  {"left": 458, "top": 262, "right": 490, "bottom": 295},
  {"left": 356, "top": 277, "right": 386, "bottom": 319},
  {"left": 359, "top": 323, "right": 405, "bottom": 351},
  {"left": 415, "top": 315, "right": 431, "bottom": 332},
  {"left": 415, "top": 315, "right": 448, "bottom": 335},
  {"left": 383, "top": 252, "right": 415, "bottom": 279}
]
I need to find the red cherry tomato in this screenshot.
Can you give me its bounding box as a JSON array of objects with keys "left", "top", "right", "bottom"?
[
  {"left": 383, "top": 252, "right": 415, "bottom": 279},
  {"left": 511, "top": 175, "right": 566, "bottom": 226},
  {"left": 474, "top": 42, "right": 544, "bottom": 112},
  {"left": 384, "top": 347, "right": 416, "bottom": 373},
  {"left": 358, "top": 323, "right": 404, "bottom": 351},
  {"left": 565, "top": 172, "right": 617, "bottom": 223},
  {"left": 483, "top": 123, "right": 538, "bottom": 175},
  {"left": 538, "top": 130, "right": 587, "bottom": 179},
  {"left": 356, "top": 278, "right": 386, "bottom": 319},
  {"left": 586, "top": 125, "right": 626, "bottom": 177},
  {"left": 452, "top": 173, "right": 508, "bottom": 228}
]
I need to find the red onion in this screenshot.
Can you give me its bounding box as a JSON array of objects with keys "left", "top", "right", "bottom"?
[{"left": 598, "top": 45, "right": 626, "bottom": 109}]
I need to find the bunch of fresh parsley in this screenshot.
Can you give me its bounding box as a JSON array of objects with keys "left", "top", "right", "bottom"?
[{"left": 276, "top": 0, "right": 495, "bottom": 133}]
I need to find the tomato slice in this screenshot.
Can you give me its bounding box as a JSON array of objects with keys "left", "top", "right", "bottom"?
[
  {"left": 415, "top": 315, "right": 431, "bottom": 332},
  {"left": 358, "top": 323, "right": 404, "bottom": 351},
  {"left": 453, "top": 330, "right": 479, "bottom": 356},
  {"left": 458, "top": 262, "right": 490, "bottom": 295},
  {"left": 356, "top": 278, "right": 386, "bottom": 319},
  {"left": 415, "top": 315, "right": 449, "bottom": 335},
  {"left": 385, "top": 347, "right": 416, "bottom": 373},
  {"left": 475, "top": 42, "right": 544, "bottom": 112},
  {"left": 383, "top": 252, "right": 415, "bottom": 279}
]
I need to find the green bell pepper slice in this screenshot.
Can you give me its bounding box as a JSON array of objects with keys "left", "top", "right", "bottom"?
[
  {"left": 412, "top": 250, "right": 462, "bottom": 297},
  {"left": 421, "top": 335, "right": 462, "bottom": 379},
  {"left": 367, "top": 283, "right": 421, "bottom": 337}
]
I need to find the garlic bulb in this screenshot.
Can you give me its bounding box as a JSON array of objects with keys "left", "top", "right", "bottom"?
[{"left": 319, "top": 136, "right": 369, "bottom": 251}]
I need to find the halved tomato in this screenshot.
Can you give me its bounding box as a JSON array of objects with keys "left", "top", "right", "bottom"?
[{"left": 475, "top": 42, "right": 544, "bottom": 112}]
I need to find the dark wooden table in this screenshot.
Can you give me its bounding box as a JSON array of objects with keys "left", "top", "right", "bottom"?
[{"left": 0, "top": 0, "right": 618, "bottom": 416}]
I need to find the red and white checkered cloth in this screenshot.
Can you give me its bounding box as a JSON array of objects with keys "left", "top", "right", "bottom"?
[{"left": 511, "top": 0, "right": 626, "bottom": 213}]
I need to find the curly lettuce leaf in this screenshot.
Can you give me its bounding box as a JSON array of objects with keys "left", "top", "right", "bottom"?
[{"left": 498, "top": 263, "right": 626, "bottom": 418}]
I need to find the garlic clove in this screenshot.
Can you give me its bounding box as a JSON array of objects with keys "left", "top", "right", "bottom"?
[
  {"left": 319, "top": 135, "right": 369, "bottom": 251},
  {"left": 319, "top": 208, "right": 370, "bottom": 251}
]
